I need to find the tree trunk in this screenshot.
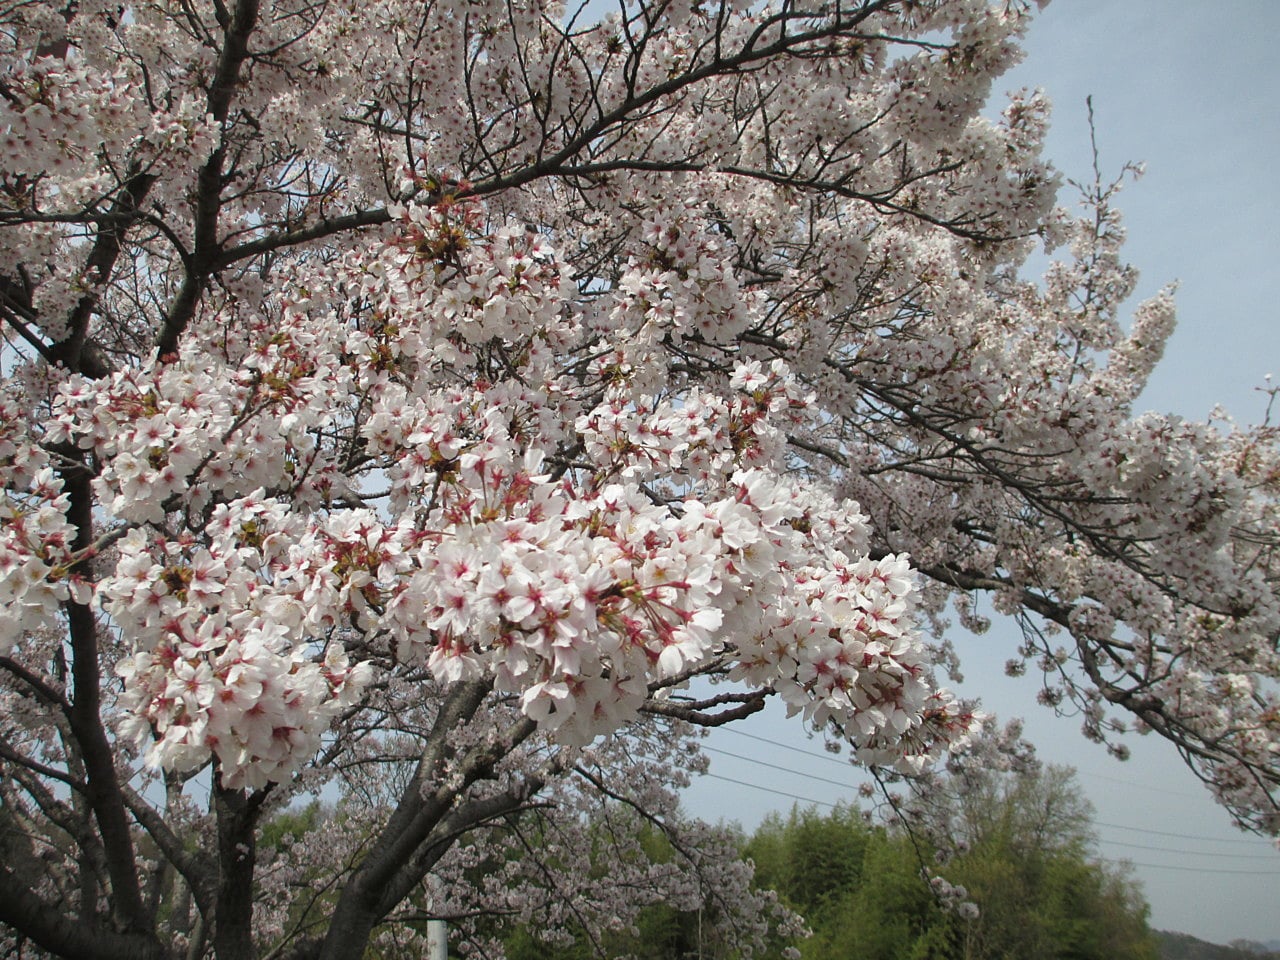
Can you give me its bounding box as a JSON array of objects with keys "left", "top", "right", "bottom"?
[{"left": 212, "top": 785, "right": 258, "bottom": 960}]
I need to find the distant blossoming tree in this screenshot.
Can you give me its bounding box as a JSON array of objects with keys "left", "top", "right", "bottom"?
[{"left": 1, "top": 0, "right": 1276, "bottom": 957}]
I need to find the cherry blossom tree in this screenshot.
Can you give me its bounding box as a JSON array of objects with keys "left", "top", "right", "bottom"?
[{"left": 1, "top": 0, "right": 1277, "bottom": 956}]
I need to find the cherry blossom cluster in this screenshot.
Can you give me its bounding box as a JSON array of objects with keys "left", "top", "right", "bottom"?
[
  {"left": 11, "top": 172, "right": 980, "bottom": 789},
  {"left": 730, "top": 553, "right": 977, "bottom": 772},
  {"left": 609, "top": 201, "right": 763, "bottom": 348},
  {"left": 0, "top": 465, "right": 79, "bottom": 648},
  {"left": 576, "top": 358, "right": 813, "bottom": 484},
  {"left": 0, "top": 54, "right": 216, "bottom": 203},
  {"left": 46, "top": 347, "right": 343, "bottom": 523},
  {"left": 100, "top": 517, "right": 370, "bottom": 788}
]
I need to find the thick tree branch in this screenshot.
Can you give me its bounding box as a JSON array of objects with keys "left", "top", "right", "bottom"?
[
  {"left": 641, "top": 689, "right": 771, "bottom": 726},
  {"left": 48, "top": 169, "right": 156, "bottom": 378},
  {"left": 155, "top": 0, "right": 261, "bottom": 360},
  {"left": 61, "top": 465, "right": 149, "bottom": 933},
  {"left": 0, "top": 865, "right": 165, "bottom": 960},
  {"left": 120, "top": 782, "right": 217, "bottom": 911}
]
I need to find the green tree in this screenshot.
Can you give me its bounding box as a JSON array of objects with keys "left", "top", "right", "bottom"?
[
  {"left": 745, "top": 807, "right": 945, "bottom": 960},
  {"left": 927, "top": 765, "right": 1156, "bottom": 960},
  {"left": 742, "top": 766, "right": 1159, "bottom": 960},
  {"left": 748, "top": 805, "right": 871, "bottom": 921}
]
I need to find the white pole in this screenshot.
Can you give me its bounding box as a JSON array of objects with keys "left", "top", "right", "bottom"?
[
  {"left": 426, "top": 873, "right": 447, "bottom": 960},
  {"left": 427, "top": 918, "right": 447, "bottom": 960}
]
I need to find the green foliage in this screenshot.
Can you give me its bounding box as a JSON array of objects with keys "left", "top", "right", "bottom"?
[
  {"left": 741, "top": 766, "right": 1159, "bottom": 960},
  {"left": 744, "top": 811, "right": 958, "bottom": 960},
  {"left": 809, "top": 833, "right": 946, "bottom": 960},
  {"left": 748, "top": 805, "right": 870, "bottom": 919},
  {"left": 934, "top": 765, "right": 1157, "bottom": 960},
  {"left": 942, "top": 830, "right": 1156, "bottom": 960},
  {"left": 260, "top": 799, "right": 324, "bottom": 851},
  {"left": 446, "top": 766, "right": 1162, "bottom": 960}
]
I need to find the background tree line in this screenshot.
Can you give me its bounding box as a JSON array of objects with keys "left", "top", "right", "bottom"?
[
  {"left": 490, "top": 764, "right": 1160, "bottom": 960},
  {"left": 1156, "top": 932, "right": 1280, "bottom": 960}
]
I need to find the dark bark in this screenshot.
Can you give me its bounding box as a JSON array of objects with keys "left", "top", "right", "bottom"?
[
  {"left": 0, "top": 867, "right": 166, "bottom": 960},
  {"left": 211, "top": 785, "right": 264, "bottom": 960},
  {"left": 47, "top": 169, "right": 155, "bottom": 378},
  {"left": 155, "top": 0, "right": 261, "bottom": 361},
  {"left": 315, "top": 680, "right": 489, "bottom": 960},
  {"left": 62, "top": 466, "right": 151, "bottom": 937}
]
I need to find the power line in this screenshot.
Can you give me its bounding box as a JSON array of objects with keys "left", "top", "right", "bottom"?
[
  {"left": 696, "top": 776, "right": 1280, "bottom": 876},
  {"left": 1073, "top": 768, "right": 1196, "bottom": 799},
  {"left": 701, "top": 745, "right": 860, "bottom": 791},
  {"left": 1095, "top": 819, "right": 1271, "bottom": 846},
  {"left": 717, "top": 727, "right": 853, "bottom": 768},
  {"left": 719, "top": 726, "right": 1197, "bottom": 800},
  {"left": 1102, "top": 838, "right": 1279, "bottom": 861},
  {"left": 700, "top": 772, "right": 837, "bottom": 810},
  {"left": 716, "top": 727, "right": 1192, "bottom": 798},
  {"left": 1098, "top": 857, "right": 1280, "bottom": 877},
  {"left": 712, "top": 703, "right": 1269, "bottom": 806},
  {"left": 711, "top": 730, "right": 1268, "bottom": 848},
  {"left": 698, "top": 779, "right": 1280, "bottom": 875}
]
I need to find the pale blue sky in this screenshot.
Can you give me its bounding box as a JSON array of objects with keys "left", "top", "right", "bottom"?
[{"left": 685, "top": 1, "right": 1280, "bottom": 945}]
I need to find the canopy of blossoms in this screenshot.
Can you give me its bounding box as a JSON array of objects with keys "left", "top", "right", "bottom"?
[{"left": 1, "top": 0, "right": 1277, "bottom": 957}]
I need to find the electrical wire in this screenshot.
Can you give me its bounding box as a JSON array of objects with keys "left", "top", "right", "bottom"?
[
  {"left": 719, "top": 727, "right": 852, "bottom": 767},
  {"left": 1094, "top": 819, "right": 1272, "bottom": 846},
  {"left": 1095, "top": 858, "right": 1280, "bottom": 877},
  {"left": 699, "top": 772, "right": 837, "bottom": 809},
  {"left": 1100, "top": 838, "right": 1278, "bottom": 861},
  {"left": 701, "top": 745, "right": 858, "bottom": 790},
  {"left": 708, "top": 729, "right": 1272, "bottom": 848},
  {"left": 698, "top": 774, "right": 1280, "bottom": 876}
]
